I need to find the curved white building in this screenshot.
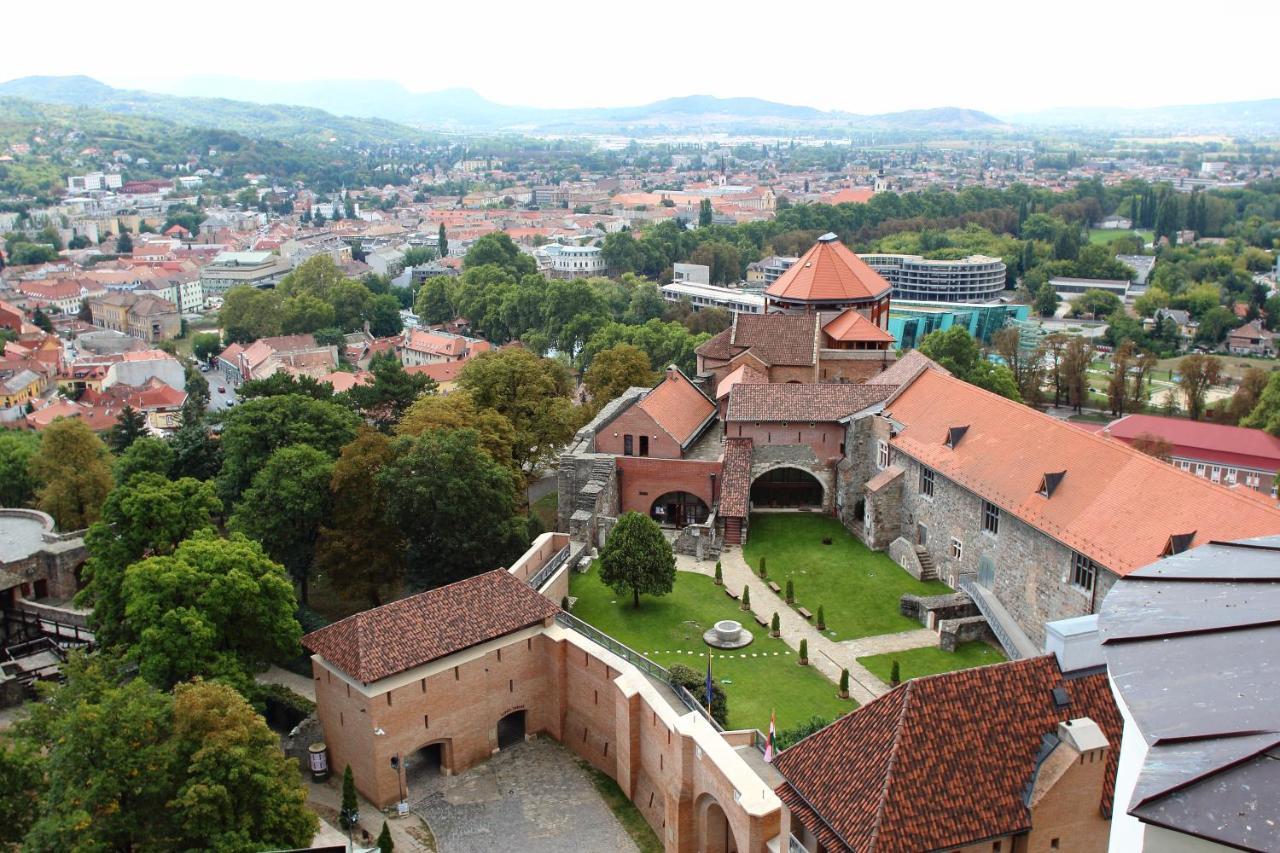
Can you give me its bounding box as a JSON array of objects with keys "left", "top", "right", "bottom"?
[
  {"left": 549, "top": 244, "right": 605, "bottom": 279},
  {"left": 859, "top": 253, "right": 1007, "bottom": 303}
]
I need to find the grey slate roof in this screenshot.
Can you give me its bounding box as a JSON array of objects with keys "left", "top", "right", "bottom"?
[{"left": 1099, "top": 535, "right": 1280, "bottom": 851}]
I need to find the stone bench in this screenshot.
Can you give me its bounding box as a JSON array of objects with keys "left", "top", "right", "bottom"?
[
  {"left": 796, "top": 606, "right": 813, "bottom": 620},
  {"left": 767, "top": 581, "right": 781, "bottom": 594},
  {"left": 725, "top": 587, "right": 739, "bottom": 600},
  {"left": 752, "top": 613, "right": 769, "bottom": 628}
]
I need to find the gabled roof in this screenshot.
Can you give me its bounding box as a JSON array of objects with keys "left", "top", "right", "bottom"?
[
  {"left": 822, "top": 308, "right": 895, "bottom": 344},
  {"left": 774, "top": 656, "right": 1121, "bottom": 853},
  {"left": 887, "top": 369, "right": 1280, "bottom": 575},
  {"left": 765, "top": 233, "right": 891, "bottom": 304},
  {"left": 730, "top": 313, "right": 819, "bottom": 366},
  {"left": 1107, "top": 413, "right": 1280, "bottom": 472},
  {"left": 302, "top": 569, "right": 560, "bottom": 684},
  {"left": 714, "top": 363, "right": 767, "bottom": 400},
  {"left": 1100, "top": 536, "right": 1280, "bottom": 851},
  {"left": 726, "top": 382, "right": 893, "bottom": 423},
  {"left": 636, "top": 366, "right": 717, "bottom": 447}
]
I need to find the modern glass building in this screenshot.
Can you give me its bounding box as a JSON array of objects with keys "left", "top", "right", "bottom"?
[{"left": 888, "top": 301, "right": 1030, "bottom": 349}]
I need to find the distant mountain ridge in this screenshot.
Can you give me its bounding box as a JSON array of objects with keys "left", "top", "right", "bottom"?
[{"left": 123, "top": 75, "right": 1012, "bottom": 135}]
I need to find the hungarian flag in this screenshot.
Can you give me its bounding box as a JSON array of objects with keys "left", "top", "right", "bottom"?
[{"left": 764, "top": 710, "right": 777, "bottom": 763}]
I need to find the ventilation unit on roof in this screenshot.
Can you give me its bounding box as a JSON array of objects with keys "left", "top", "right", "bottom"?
[
  {"left": 1039, "top": 471, "right": 1066, "bottom": 498},
  {"left": 1052, "top": 686, "right": 1070, "bottom": 710},
  {"left": 945, "top": 425, "right": 969, "bottom": 449},
  {"left": 1162, "top": 531, "right": 1196, "bottom": 557}
]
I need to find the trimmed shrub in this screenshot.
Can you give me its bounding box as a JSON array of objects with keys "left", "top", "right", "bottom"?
[
  {"left": 839, "top": 668, "right": 850, "bottom": 699},
  {"left": 758, "top": 556, "right": 767, "bottom": 579},
  {"left": 741, "top": 585, "right": 751, "bottom": 611},
  {"left": 785, "top": 577, "right": 795, "bottom": 604},
  {"left": 890, "top": 660, "right": 901, "bottom": 686},
  {"left": 816, "top": 605, "right": 826, "bottom": 631},
  {"left": 770, "top": 612, "right": 780, "bottom": 637},
  {"left": 714, "top": 561, "right": 723, "bottom": 585},
  {"left": 799, "top": 638, "right": 809, "bottom": 665}
]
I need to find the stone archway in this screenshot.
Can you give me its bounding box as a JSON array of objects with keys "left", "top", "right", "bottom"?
[
  {"left": 497, "top": 709, "right": 527, "bottom": 750},
  {"left": 696, "top": 793, "right": 740, "bottom": 853},
  {"left": 750, "top": 466, "right": 824, "bottom": 508},
  {"left": 650, "top": 491, "right": 710, "bottom": 528}
]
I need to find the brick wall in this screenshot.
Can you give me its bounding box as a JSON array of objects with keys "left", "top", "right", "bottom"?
[
  {"left": 725, "top": 422, "right": 845, "bottom": 463},
  {"left": 595, "top": 407, "right": 683, "bottom": 459},
  {"left": 616, "top": 457, "right": 721, "bottom": 516}
]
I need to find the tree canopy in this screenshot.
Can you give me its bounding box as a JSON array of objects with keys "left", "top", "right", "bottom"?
[
  {"left": 598, "top": 512, "right": 676, "bottom": 608},
  {"left": 28, "top": 417, "right": 114, "bottom": 530}
]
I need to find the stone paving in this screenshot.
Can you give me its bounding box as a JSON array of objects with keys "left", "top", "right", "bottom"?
[
  {"left": 677, "top": 548, "right": 939, "bottom": 704},
  {"left": 408, "top": 738, "right": 639, "bottom": 853}
]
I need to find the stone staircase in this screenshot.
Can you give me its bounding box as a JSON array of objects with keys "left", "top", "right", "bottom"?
[{"left": 914, "top": 546, "right": 938, "bottom": 581}]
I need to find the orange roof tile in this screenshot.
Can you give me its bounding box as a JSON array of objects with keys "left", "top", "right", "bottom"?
[
  {"left": 765, "top": 234, "right": 891, "bottom": 304},
  {"left": 714, "top": 363, "right": 767, "bottom": 400},
  {"left": 636, "top": 367, "right": 716, "bottom": 447},
  {"left": 886, "top": 369, "right": 1280, "bottom": 575},
  {"left": 822, "top": 308, "right": 895, "bottom": 343}
]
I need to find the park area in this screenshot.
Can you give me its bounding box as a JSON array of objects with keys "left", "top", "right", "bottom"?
[
  {"left": 858, "top": 642, "right": 1005, "bottom": 683},
  {"left": 1088, "top": 227, "right": 1153, "bottom": 245},
  {"left": 569, "top": 563, "right": 852, "bottom": 733},
  {"left": 742, "top": 513, "right": 952, "bottom": 639}
]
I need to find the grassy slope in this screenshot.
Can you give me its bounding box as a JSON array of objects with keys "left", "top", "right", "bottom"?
[
  {"left": 857, "top": 641, "right": 1006, "bottom": 684},
  {"left": 569, "top": 565, "right": 853, "bottom": 733},
  {"left": 742, "top": 514, "right": 951, "bottom": 640}
]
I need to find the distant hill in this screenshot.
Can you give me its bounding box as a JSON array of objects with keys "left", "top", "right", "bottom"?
[
  {"left": 1006, "top": 98, "right": 1280, "bottom": 133},
  {"left": 164, "top": 75, "right": 1008, "bottom": 136},
  {"left": 0, "top": 76, "right": 436, "bottom": 145}
]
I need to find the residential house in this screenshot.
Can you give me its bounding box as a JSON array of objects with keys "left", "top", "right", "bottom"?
[
  {"left": 217, "top": 334, "right": 338, "bottom": 385},
  {"left": 1227, "top": 319, "right": 1275, "bottom": 357},
  {"left": 397, "top": 328, "right": 490, "bottom": 367},
  {"left": 87, "top": 292, "right": 181, "bottom": 342}
]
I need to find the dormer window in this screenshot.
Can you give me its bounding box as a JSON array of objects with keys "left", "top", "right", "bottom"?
[
  {"left": 945, "top": 425, "right": 969, "bottom": 449},
  {"left": 1039, "top": 471, "right": 1066, "bottom": 498},
  {"left": 1162, "top": 532, "right": 1196, "bottom": 557}
]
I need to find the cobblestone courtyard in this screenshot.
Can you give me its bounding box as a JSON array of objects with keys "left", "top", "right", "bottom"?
[{"left": 409, "top": 737, "right": 640, "bottom": 853}]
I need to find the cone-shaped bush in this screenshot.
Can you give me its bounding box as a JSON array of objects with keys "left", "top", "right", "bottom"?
[
  {"left": 714, "top": 561, "right": 723, "bottom": 585},
  {"left": 771, "top": 612, "right": 780, "bottom": 637},
  {"left": 816, "top": 605, "right": 826, "bottom": 631},
  {"left": 799, "top": 638, "right": 808, "bottom": 665},
  {"left": 890, "top": 660, "right": 901, "bottom": 686},
  {"left": 377, "top": 822, "right": 394, "bottom": 853},
  {"left": 759, "top": 556, "right": 767, "bottom": 578},
  {"left": 839, "top": 668, "right": 850, "bottom": 698},
  {"left": 785, "top": 577, "right": 795, "bottom": 604},
  {"left": 741, "top": 585, "right": 751, "bottom": 611}
]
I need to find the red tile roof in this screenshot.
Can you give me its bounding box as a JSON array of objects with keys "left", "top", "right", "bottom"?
[
  {"left": 726, "top": 313, "right": 820, "bottom": 366},
  {"left": 718, "top": 437, "right": 754, "bottom": 517},
  {"left": 636, "top": 367, "right": 716, "bottom": 447},
  {"left": 822, "top": 308, "right": 895, "bottom": 343},
  {"left": 714, "top": 363, "right": 767, "bottom": 400},
  {"left": 774, "top": 656, "right": 1121, "bottom": 853},
  {"left": 726, "top": 382, "right": 893, "bottom": 423},
  {"left": 765, "top": 234, "right": 891, "bottom": 304},
  {"left": 302, "top": 569, "right": 560, "bottom": 684},
  {"left": 887, "top": 369, "right": 1280, "bottom": 575},
  {"left": 1105, "top": 413, "right": 1280, "bottom": 472}
]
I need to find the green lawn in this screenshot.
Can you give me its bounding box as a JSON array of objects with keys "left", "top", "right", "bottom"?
[
  {"left": 569, "top": 565, "right": 853, "bottom": 733},
  {"left": 857, "top": 641, "right": 1006, "bottom": 684},
  {"left": 742, "top": 514, "right": 951, "bottom": 640},
  {"left": 1087, "top": 228, "right": 1153, "bottom": 245}
]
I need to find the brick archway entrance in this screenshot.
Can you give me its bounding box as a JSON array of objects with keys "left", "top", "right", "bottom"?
[
  {"left": 497, "top": 709, "right": 527, "bottom": 750},
  {"left": 650, "top": 491, "right": 710, "bottom": 528},
  {"left": 750, "top": 466, "right": 824, "bottom": 508},
  {"left": 696, "top": 793, "right": 740, "bottom": 853}
]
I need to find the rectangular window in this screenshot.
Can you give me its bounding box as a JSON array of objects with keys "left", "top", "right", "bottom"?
[
  {"left": 877, "top": 440, "right": 890, "bottom": 470},
  {"left": 1072, "top": 552, "right": 1097, "bottom": 593},
  {"left": 920, "top": 466, "right": 934, "bottom": 498},
  {"left": 623, "top": 435, "right": 633, "bottom": 456},
  {"left": 639, "top": 435, "right": 649, "bottom": 457},
  {"left": 982, "top": 501, "right": 1000, "bottom": 536},
  {"left": 949, "top": 538, "right": 963, "bottom": 560}
]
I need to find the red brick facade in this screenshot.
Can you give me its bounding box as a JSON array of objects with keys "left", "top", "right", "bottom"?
[
  {"left": 594, "top": 406, "right": 684, "bottom": 459},
  {"left": 616, "top": 456, "right": 722, "bottom": 516}
]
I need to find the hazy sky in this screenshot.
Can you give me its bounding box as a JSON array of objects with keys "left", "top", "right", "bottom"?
[{"left": 2, "top": 0, "right": 1276, "bottom": 115}]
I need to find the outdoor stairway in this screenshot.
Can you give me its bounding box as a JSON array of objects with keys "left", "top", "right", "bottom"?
[
  {"left": 959, "top": 578, "right": 1039, "bottom": 660},
  {"left": 914, "top": 546, "right": 938, "bottom": 581}
]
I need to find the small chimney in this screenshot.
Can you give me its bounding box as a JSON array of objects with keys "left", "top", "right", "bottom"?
[{"left": 1044, "top": 614, "right": 1104, "bottom": 674}]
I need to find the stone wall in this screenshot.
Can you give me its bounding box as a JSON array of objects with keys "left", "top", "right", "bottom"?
[
  {"left": 900, "top": 592, "right": 979, "bottom": 625},
  {"left": 888, "top": 537, "right": 924, "bottom": 580},
  {"left": 937, "top": 616, "right": 996, "bottom": 651}
]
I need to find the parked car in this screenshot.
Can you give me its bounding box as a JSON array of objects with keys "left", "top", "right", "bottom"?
[{"left": 217, "top": 386, "right": 226, "bottom": 393}]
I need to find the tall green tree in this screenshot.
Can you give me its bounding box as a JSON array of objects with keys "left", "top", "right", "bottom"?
[
  {"left": 77, "top": 473, "right": 221, "bottom": 648},
  {"left": 121, "top": 531, "right": 301, "bottom": 689},
  {"left": 380, "top": 429, "right": 528, "bottom": 588},
  {"left": 216, "top": 394, "right": 360, "bottom": 505},
  {"left": 698, "top": 198, "right": 713, "bottom": 227},
  {"left": 583, "top": 343, "right": 655, "bottom": 408},
  {"left": 18, "top": 660, "right": 316, "bottom": 851},
  {"left": 0, "top": 430, "right": 41, "bottom": 507},
  {"left": 463, "top": 232, "right": 535, "bottom": 276},
  {"left": 113, "top": 435, "right": 176, "bottom": 485},
  {"left": 344, "top": 352, "right": 435, "bottom": 431},
  {"left": 28, "top": 418, "right": 114, "bottom": 530},
  {"left": 1179, "top": 354, "right": 1223, "bottom": 421},
  {"left": 438, "top": 223, "right": 448, "bottom": 259},
  {"left": 598, "top": 512, "right": 676, "bottom": 608},
  {"left": 458, "top": 348, "right": 578, "bottom": 478},
  {"left": 108, "top": 405, "right": 149, "bottom": 453},
  {"left": 414, "top": 276, "right": 455, "bottom": 324},
  {"left": 219, "top": 285, "right": 283, "bottom": 344},
  {"left": 316, "top": 430, "right": 405, "bottom": 607},
  {"left": 0, "top": 739, "right": 42, "bottom": 844},
  {"left": 1241, "top": 373, "right": 1280, "bottom": 436},
  {"left": 396, "top": 390, "right": 517, "bottom": 474},
  {"left": 228, "top": 445, "right": 335, "bottom": 605},
  {"left": 192, "top": 332, "right": 223, "bottom": 362}
]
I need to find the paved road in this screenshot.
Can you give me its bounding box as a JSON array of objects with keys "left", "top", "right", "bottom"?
[
  {"left": 204, "top": 371, "right": 239, "bottom": 412},
  {"left": 410, "top": 738, "right": 638, "bottom": 853}
]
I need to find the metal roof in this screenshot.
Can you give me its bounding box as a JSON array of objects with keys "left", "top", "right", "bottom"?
[{"left": 1099, "top": 535, "right": 1280, "bottom": 850}]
